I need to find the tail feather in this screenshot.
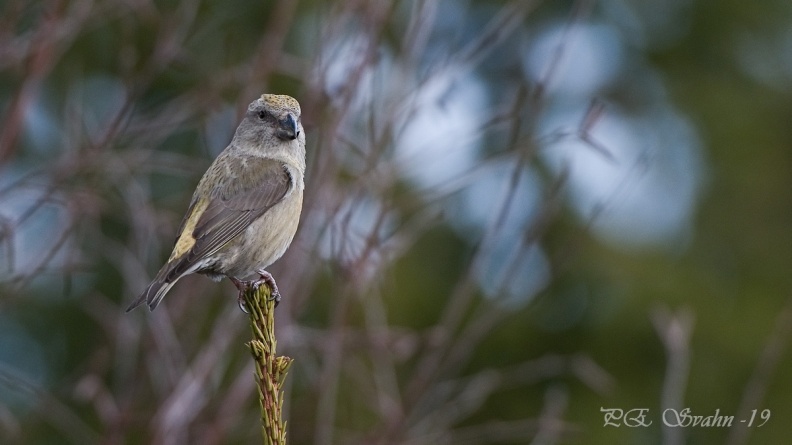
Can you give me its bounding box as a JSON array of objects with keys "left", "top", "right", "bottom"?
[
  {"left": 127, "top": 257, "right": 205, "bottom": 312},
  {"left": 125, "top": 278, "right": 179, "bottom": 312}
]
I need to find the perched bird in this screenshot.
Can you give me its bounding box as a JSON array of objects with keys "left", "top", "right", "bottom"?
[{"left": 126, "top": 94, "right": 305, "bottom": 312}]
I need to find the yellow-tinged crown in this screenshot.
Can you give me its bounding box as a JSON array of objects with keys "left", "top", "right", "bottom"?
[{"left": 261, "top": 94, "right": 300, "bottom": 114}]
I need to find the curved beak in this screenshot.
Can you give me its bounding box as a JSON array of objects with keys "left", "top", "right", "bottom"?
[{"left": 276, "top": 113, "right": 299, "bottom": 141}]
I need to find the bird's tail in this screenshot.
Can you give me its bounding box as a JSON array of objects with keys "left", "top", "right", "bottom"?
[{"left": 125, "top": 276, "right": 180, "bottom": 312}]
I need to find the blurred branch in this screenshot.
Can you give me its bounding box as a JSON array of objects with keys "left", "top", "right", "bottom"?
[
  {"left": 652, "top": 306, "right": 695, "bottom": 445},
  {"left": 0, "top": 0, "right": 95, "bottom": 167},
  {"left": 727, "top": 293, "right": 792, "bottom": 445},
  {"left": 530, "top": 385, "right": 569, "bottom": 445},
  {"left": 240, "top": 0, "right": 301, "bottom": 103},
  {"left": 0, "top": 365, "right": 99, "bottom": 444},
  {"left": 244, "top": 282, "right": 293, "bottom": 445}
]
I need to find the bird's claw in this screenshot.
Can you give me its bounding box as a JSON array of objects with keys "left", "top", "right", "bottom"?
[
  {"left": 237, "top": 294, "right": 250, "bottom": 313},
  {"left": 230, "top": 271, "right": 281, "bottom": 313},
  {"left": 254, "top": 269, "right": 281, "bottom": 306}
]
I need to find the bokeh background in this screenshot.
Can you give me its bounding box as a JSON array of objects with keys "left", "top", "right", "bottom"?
[{"left": 1, "top": 0, "right": 791, "bottom": 444}]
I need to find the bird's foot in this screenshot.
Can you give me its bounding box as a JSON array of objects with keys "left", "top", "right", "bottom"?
[
  {"left": 230, "top": 271, "right": 281, "bottom": 313},
  {"left": 253, "top": 269, "right": 282, "bottom": 306},
  {"left": 230, "top": 277, "right": 251, "bottom": 313}
]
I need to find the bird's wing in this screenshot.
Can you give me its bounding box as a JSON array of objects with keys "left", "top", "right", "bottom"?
[{"left": 165, "top": 156, "right": 293, "bottom": 280}]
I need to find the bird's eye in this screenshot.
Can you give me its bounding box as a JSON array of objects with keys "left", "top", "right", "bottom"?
[{"left": 257, "top": 110, "right": 267, "bottom": 120}]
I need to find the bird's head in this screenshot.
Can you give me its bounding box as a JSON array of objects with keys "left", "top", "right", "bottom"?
[{"left": 232, "top": 94, "right": 305, "bottom": 166}]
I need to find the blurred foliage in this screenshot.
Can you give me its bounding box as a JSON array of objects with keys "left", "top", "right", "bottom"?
[{"left": 1, "top": 0, "right": 791, "bottom": 444}]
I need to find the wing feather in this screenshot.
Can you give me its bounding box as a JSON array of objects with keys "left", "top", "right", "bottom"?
[{"left": 166, "top": 156, "right": 292, "bottom": 279}]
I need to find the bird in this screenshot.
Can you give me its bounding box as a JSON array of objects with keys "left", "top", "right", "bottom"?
[{"left": 126, "top": 94, "right": 305, "bottom": 312}]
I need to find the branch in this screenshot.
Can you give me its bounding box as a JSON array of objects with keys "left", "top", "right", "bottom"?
[{"left": 244, "top": 283, "right": 293, "bottom": 445}]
